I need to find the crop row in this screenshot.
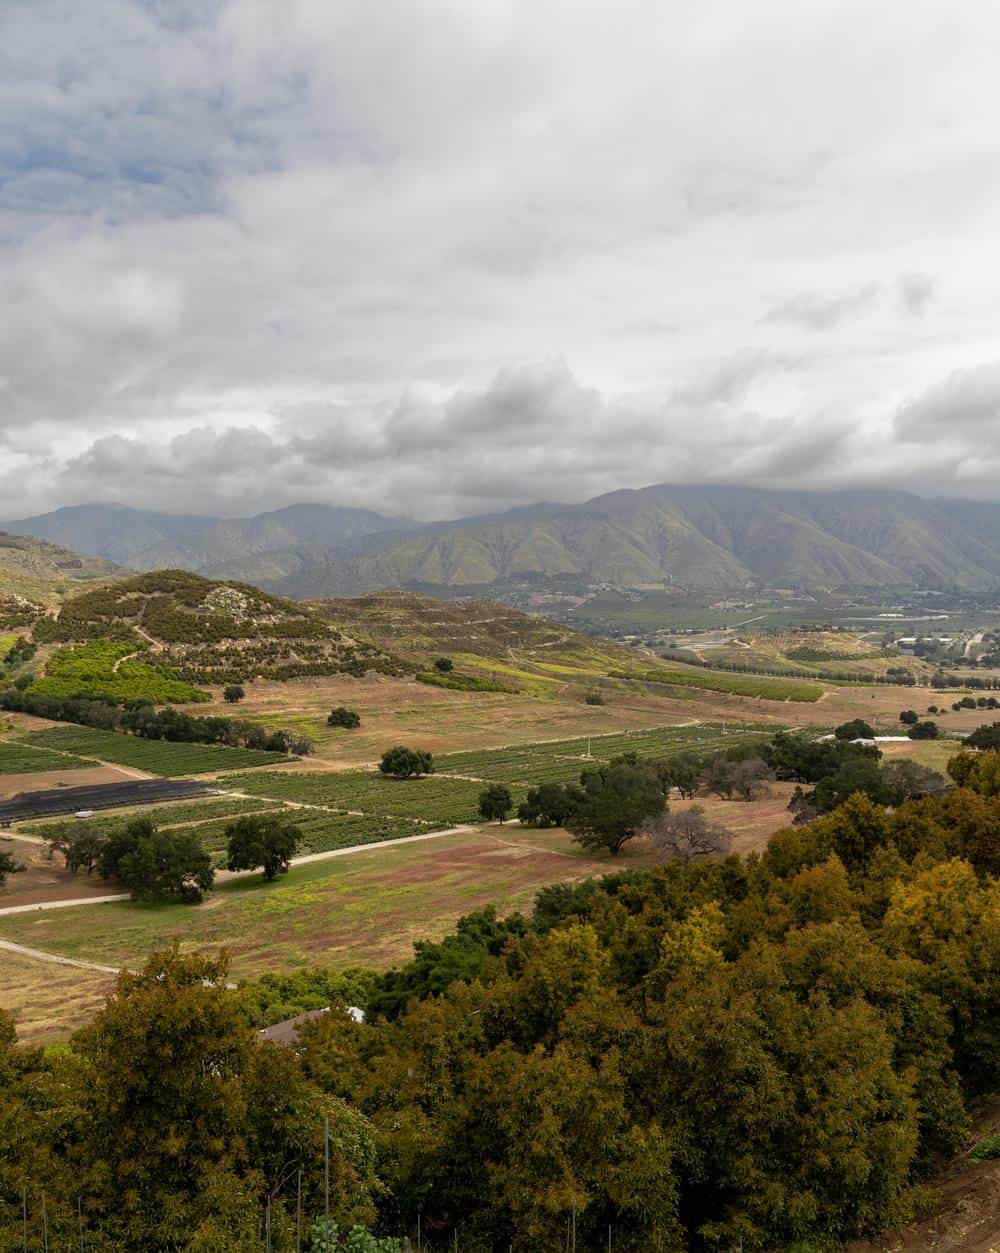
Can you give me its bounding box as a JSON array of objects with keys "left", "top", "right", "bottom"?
[
  {"left": 17, "top": 796, "right": 275, "bottom": 839},
  {"left": 219, "top": 770, "right": 526, "bottom": 824},
  {"left": 0, "top": 742, "right": 93, "bottom": 775},
  {"left": 19, "top": 727, "right": 292, "bottom": 777},
  {"left": 31, "top": 641, "right": 208, "bottom": 704},
  {"left": 433, "top": 722, "right": 776, "bottom": 785},
  {"left": 612, "top": 666, "right": 824, "bottom": 702}
]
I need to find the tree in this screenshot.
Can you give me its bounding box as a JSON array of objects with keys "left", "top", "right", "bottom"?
[
  {"left": 226, "top": 814, "right": 302, "bottom": 880},
  {"left": 110, "top": 823, "right": 215, "bottom": 902},
  {"left": 566, "top": 762, "right": 666, "bottom": 855},
  {"left": 328, "top": 707, "right": 361, "bottom": 729},
  {"left": 223, "top": 683, "right": 245, "bottom": 703},
  {"left": 909, "top": 720, "right": 941, "bottom": 740},
  {"left": 663, "top": 751, "right": 702, "bottom": 798},
  {"left": 478, "top": 784, "right": 513, "bottom": 823},
  {"left": 649, "top": 807, "right": 731, "bottom": 862},
  {"left": 433, "top": 657, "right": 453, "bottom": 673},
  {"left": 882, "top": 760, "right": 947, "bottom": 805},
  {"left": 807, "top": 755, "right": 890, "bottom": 815},
  {"left": 900, "top": 709, "right": 919, "bottom": 724},
  {"left": 55, "top": 822, "right": 106, "bottom": 875},
  {"left": 728, "top": 757, "right": 774, "bottom": 801},
  {"left": 0, "top": 849, "right": 22, "bottom": 890},
  {"left": 379, "top": 746, "right": 433, "bottom": 778},
  {"left": 835, "top": 718, "right": 875, "bottom": 740},
  {"left": 517, "top": 782, "right": 581, "bottom": 828},
  {"left": 965, "top": 722, "right": 1000, "bottom": 750}
]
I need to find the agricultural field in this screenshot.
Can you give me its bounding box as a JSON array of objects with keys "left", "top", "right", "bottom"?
[
  {"left": 613, "top": 665, "right": 824, "bottom": 702},
  {"left": 18, "top": 726, "right": 292, "bottom": 776},
  {"left": 31, "top": 640, "right": 208, "bottom": 703},
  {"left": 0, "top": 741, "right": 92, "bottom": 774},
  {"left": 434, "top": 721, "right": 776, "bottom": 785},
  {"left": 16, "top": 795, "right": 278, "bottom": 842},
  {"left": 220, "top": 769, "right": 525, "bottom": 825},
  {"left": 0, "top": 826, "right": 636, "bottom": 983}
]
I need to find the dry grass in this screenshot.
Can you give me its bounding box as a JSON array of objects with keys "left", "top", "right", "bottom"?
[{"left": 0, "top": 950, "right": 116, "bottom": 1044}]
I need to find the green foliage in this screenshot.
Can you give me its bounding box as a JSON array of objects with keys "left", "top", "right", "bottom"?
[
  {"left": 378, "top": 746, "right": 434, "bottom": 778},
  {"left": 965, "top": 721, "right": 1000, "bottom": 750},
  {"left": 226, "top": 813, "right": 302, "bottom": 880},
  {"left": 415, "top": 669, "right": 516, "bottom": 692},
  {"left": 0, "top": 741, "right": 92, "bottom": 774},
  {"left": 517, "top": 781, "right": 580, "bottom": 827},
  {"left": 223, "top": 683, "right": 245, "bottom": 703},
  {"left": 970, "top": 1134, "right": 1000, "bottom": 1160},
  {"left": 98, "top": 817, "right": 215, "bottom": 901},
  {"left": 328, "top": 706, "right": 362, "bottom": 729},
  {"left": 433, "top": 656, "right": 453, "bottom": 672},
  {"left": 235, "top": 967, "right": 380, "bottom": 1028},
  {"left": 0, "top": 848, "right": 23, "bottom": 888},
  {"left": 31, "top": 640, "right": 208, "bottom": 703},
  {"left": 834, "top": 718, "right": 875, "bottom": 740},
  {"left": 584, "top": 691, "right": 605, "bottom": 705},
  {"left": 478, "top": 783, "right": 513, "bottom": 823},
  {"left": 20, "top": 725, "right": 291, "bottom": 776},
  {"left": 613, "top": 665, "right": 824, "bottom": 701},
  {"left": 908, "top": 720, "right": 941, "bottom": 740},
  {"left": 307, "top": 1220, "right": 402, "bottom": 1251},
  {"left": 567, "top": 761, "right": 666, "bottom": 855},
  {"left": 900, "top": 709, "right": 919, "bottom": 725}
]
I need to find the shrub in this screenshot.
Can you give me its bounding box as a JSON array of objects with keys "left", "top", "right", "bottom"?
[
  {"left": 965, "top": 722, "right": 1000, "bottom": 750},
  {"left": 834, "top": 719, "right": 874, "bottom": 740},
  {"left": 970, "top": 1134, "right": 1000, "bottom": 1161},
  {"left": 433, "top": 657, "right": 453, "bottom": 673},
  {"left": 900, "top": 709, "right": 919, "bottom": 725},
  {"left": 327, "top": 707, "right": 361, "bottom": 729},
  {"left": 585, "top": 691, "right": 605, "bottom": 705},
  {"left": 379, "top": 746, "right": 434, "bottom": 778},
  {"left": 222, "top": 684, "right": 245, "bottom": 703},
  {"left": 908, "top": 721, "right": 941, "bottom": 740}
]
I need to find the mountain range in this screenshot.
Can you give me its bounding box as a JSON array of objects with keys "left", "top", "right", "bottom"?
[{"left": 7, "top": 484, "right": 1000, "bottom": 598}]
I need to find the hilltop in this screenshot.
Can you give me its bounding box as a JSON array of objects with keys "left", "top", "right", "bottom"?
[
  {"left": 0, "top": 531, "right": 121, "bottom": 628},
  {"left": 10, "top": 484, "right": 1000, "bottom": 597}
]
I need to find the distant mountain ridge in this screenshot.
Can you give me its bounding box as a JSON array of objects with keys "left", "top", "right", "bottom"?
[{"left": 7, "top": 485, "right": 1000, "bottom": 596}]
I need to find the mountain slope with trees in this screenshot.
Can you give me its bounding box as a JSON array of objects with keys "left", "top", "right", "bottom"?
[{"left": 11, "top": 484, "right": 1000, "bottom": 596}]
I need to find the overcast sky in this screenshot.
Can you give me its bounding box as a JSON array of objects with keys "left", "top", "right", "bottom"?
[{"left": 3, "top": 1, "right": 1000, "bottom": 521}]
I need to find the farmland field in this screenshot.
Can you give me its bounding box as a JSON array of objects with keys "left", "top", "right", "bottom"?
[
  {"left": 220, "top": 769, "right": 526, "bottom": 825},
  {"left": 17, "top": 795, "right": 278, "bottom": 842},
  {"left": 18, "top": 726, "right": 293, "bottom": 776},
  {"left": 0, "top": 826, "right": 635, "bottom": 977},
  {"left": 433, "top": 721, "right": 777, "bottom": 785},
  {"left": 614, "top": 666, "right": 824, "bottom": 702},
  {"left": 0, "top": 740, "right": 93, "bottom": 774}
]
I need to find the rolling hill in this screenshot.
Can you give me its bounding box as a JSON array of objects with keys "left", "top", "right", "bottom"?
[
  {"left": 0, "top": 530, "right": 121, "bottom": 611},
  {"left": 9, "top": 484, "right": 1000, "bottom": 596}
]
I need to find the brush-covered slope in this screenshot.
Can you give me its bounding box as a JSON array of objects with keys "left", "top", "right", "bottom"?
[
  {"left": 11, "top": 486, "right": 1000, "bottom": 595},
  {"left": 0, "top": 530, "right": 121, "bottom": 609},
  {"left": 33, "top": 570, "right": 409, "bottom": 686}
]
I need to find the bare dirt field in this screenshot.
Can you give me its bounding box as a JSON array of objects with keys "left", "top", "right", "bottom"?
[
  {"left": 669, "top": 783, "right": 799, "bottom": 856},
  {"left": 0, "top": 764, "right": 136, "bottom": 800}
]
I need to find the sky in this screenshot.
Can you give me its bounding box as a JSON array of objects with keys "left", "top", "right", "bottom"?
[{"left": 3, "top": 0, "right": 1000, "bottom": 521}]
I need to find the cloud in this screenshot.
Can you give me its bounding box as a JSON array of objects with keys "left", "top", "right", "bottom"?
[
  {"left": 761, "top": 284, "right": 882, "bottom": 332},
  {"left": 1, "top": 2, "right": 1000, "bottom": 518},
  {"left": 895, "top": 362, "right": 1000, "bottom": 444}
]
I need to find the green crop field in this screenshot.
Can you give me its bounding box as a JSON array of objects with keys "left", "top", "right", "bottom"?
[
  {"left": 220, "top": 769, "right": 525, "bottom": 824},
  {"left": 613, "top": 667, "right": 824, "bottom": 702},
  {"left": 31, "top": 640, "right": 208, "bottom": 704},
  {"left": 18, "top": 727, "right": 292, "bottom": 777},
  {"left": 195, "top": 810, "right": 437, "bottom": 859},
  {"left": 0, "top": 741, "right": 93, "bottom": 775},
  {"left": 17, "top": 796, "right": 277, "bottom": 841},
  {"left": 433, "top": 721, "right": 777, "bottom": 785}
]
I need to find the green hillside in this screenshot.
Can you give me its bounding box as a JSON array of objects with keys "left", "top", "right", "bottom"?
[{"left": 0, "top": 531, "right": 121, "bottom": 619}]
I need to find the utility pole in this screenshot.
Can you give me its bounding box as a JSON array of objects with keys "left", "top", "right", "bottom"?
[
  {"left": 324, "top": 1116, "right": 330, "bottom": 1231},
  {"left": 296, "top": 1169, "right": 302, "bottom": 1253}
]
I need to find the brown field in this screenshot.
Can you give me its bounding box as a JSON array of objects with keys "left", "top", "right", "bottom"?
[
  {"left": 0, "top": 837, "right": 124, "bottom": 906},
  {"left": 0, "top": 763, "right": 139, "bottom": 800},
  {"left": 669, "top": 783, "right": 799, "bottom": 856},
  {"left": 0, "top": 949, "right": 116, "bottom": 1044}
]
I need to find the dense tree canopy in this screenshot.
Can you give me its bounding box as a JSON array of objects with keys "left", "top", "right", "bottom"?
[
  {"left": 378, "top": 746, "right": 434, "bottom": 778},
  {"left": 226, "top": 814, "right": 303, "bottom": 880}
]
